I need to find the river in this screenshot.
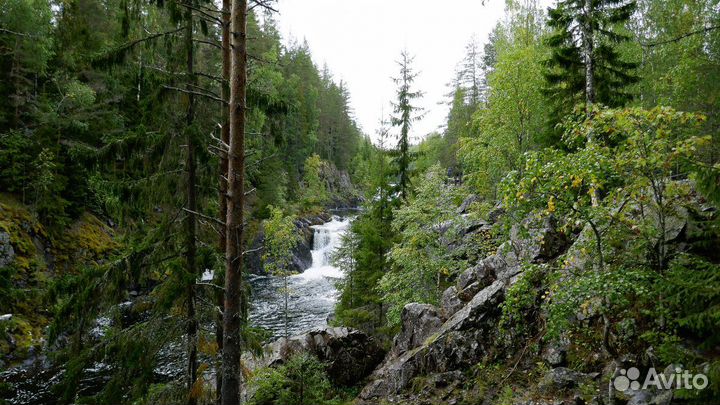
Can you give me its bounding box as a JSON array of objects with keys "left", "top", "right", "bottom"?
[
  {"left": 0, "top": 215, "right": 352, "bottom": 404},
  {"left": 249, "top": 215, "right": 351, "bottom": 339}
]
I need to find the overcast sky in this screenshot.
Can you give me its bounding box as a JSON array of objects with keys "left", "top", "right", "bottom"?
[{"left": 273, "top": 0, "right": 510, "bottom": 143}]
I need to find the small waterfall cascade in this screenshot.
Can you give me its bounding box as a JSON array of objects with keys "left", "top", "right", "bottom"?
[
  {"left": 248, "top": 215, "right": 351, "bottom": 338},
  {"left": 296, "top": 217, "right": 349, "bottom": 280}
]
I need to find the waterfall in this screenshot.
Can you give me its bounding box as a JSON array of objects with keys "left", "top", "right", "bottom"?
[
  {"left": 294, "top": 217, "right": 349, "bottom": 281},
  {"left": 249, "top": 215, "right": 351, "bottom": 338}
]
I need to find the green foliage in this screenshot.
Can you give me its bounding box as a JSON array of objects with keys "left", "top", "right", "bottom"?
[
  {"left": 633, "top": 0, "right": 720, "bottom": 162},
  {"left": 499, "top": 263, "right": 545, "bottom": 344},
  {"left": 390, "top": 51, "right": 423, "bottom": 201},
  {"left": 333, "top": 204, "right": 394, "bottom": 335},
  {"left": 263, "top": 206, "right": 301, "bottom": 277},
  {"left": 334, "top": 131, "right": 395, "bottom": 336},
  {"left": 544, "top": 265, "right": 654, "bottom": 341},
  {"left": 647, "top": 254, "right": 720, "bottom": 356},
  {"left": 378, "top": 165, "right": 465, "bottom": 327},
  {"left": 263, "top": 206, "right": 302, "bottom": 337},
  {"left": 248, "top": 353, "right": 333, "bottom": 405},
  {"left": 299, "top": 154, "right": 329, "bottom": 211},
  {"left": 459, "top": 13, "right": 546, "bottom": 199}
]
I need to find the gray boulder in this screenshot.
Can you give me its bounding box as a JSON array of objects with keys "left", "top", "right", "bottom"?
[
  {"left": 0, "top": 231, "right": 15, "bottom": 268},
  {"left": 542, "top": 338, "right": 569, "bottom": 367},
  {"left": 244, "top": 327, "right": 385, "bottom": 387},
  {"left": 360, "top": 280, "right": 504, "bottom": 399},
  {"left": 393, "top": 303, "right": 443, "bottom": 355},
  {"left": 539, "top": 367, "right": 598, "bottom": 391},
  {"left": 488, "top": 206, "right": 505, "bottom": 223},
  {"left": 508, "top": 215, "right": 569, "bottom": 264},
  {"left": 441, "top": 286, "right": 463, "bottom": 319},
  {"left": 456, "top": 260, "right": 497, "bottom": 292},
  {"left": 457, "top": 194, "right": 479, "bottom": 214}
]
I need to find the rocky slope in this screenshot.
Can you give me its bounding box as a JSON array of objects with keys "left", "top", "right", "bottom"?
[{"left": 352, "top": 194, "right": 712, "bottom": 405}]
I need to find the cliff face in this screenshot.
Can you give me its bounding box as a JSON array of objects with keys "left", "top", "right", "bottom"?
[
  {"left": 355, "top": 191, "right": 717, "bottom": 405},
  {"left": 358, "top": 210, "right": 570, "bottom": 404}
]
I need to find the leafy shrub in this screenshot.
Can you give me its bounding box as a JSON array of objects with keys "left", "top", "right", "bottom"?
[
  {"left": 248, "top": 353, "right": 332, "bottom": 405},
  {"left": 499, "top": 263, "right": 545, "bottom": 344}
]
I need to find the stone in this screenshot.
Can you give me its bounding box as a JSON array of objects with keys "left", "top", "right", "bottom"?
[
  {"left": 393, "top": 303, "right": 443, "bottom": 355},
  {"left": 360, "top": 281, "right": 504, "bottom": 399},
  {"left": 457, "top": 281, "right": 483, "bottom": 302},
  {"left": 509, "top": 215, "right": 569, "bottom": 264},
  {"left": 487, "top": 206, "right": 505, "bottom": 224},
  {"left": 441, "top": 286, "right": 463, "bottom": 319},
  {"left": 543, "top": 343, "right": 567, "bottom": 367},
  {"left": 539, "top": 367, "right": 595, "bottom": 391},
  {"left": 456, "top": 260, "right": 497, "bottom": 293},
  {"left": 462, "top": 219, "right": 490, "bottom": 235},
  {"left": 457, "top": 194, "right": 479, "bottom": 214},
  {"left": 662, "top": 206, "right": 688, "bottom": 243},
  {"left": 243, "top": 327, "right": 385, "bottom": 387},
  {"left": 0, "top": 231, "right": 15, "bottom": 268},
  {"left": 541, "top": 337, "right": 570, "bottom": 367}
]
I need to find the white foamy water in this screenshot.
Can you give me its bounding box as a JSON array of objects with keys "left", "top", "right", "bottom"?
[
  {"left": 249, "top": 215, "right": 351, "bottom": 338},
  {"left": 294, "top": 217, "right": 349, "bottom": 281}
]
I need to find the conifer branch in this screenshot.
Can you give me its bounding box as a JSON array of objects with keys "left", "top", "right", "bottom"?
[
  {"left": 113, "top": 27, "right": 185, "bottom": 55},
  {"left": 194, "top": 38, "right": 223, "bottom": 50},
  {"left": 182, "top": 207, "right": 225, "bottom": 226},
  {"left": 175, "top": 1, "right": 223, "bottom": 25}
]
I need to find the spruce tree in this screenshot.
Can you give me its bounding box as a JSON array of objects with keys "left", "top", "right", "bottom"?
[
  {"left": 543, "top": 0, "right": 639, "bottom": 143},
  {"left": 390, "top": 50, "right": 423, "bottom": 201}
]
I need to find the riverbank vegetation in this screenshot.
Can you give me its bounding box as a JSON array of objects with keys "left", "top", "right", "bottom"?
[
  {"left": 1, "top": 0, "right": 719, "bottom": 404},
  {"left": 333, "top": 0, "right": 720, "bottom": 402}
]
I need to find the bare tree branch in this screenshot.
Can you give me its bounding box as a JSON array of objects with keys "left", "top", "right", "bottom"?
[
  {"left": 0, "top": 28, "right": 34, "bottom": 38},
  {"left": 196, "top": 282, "right": 225, "bottom": 291},
  {"left": 242, "top": 246, "right": 263, "bottom": 256},
  {"left": 182, "top": 207, "right": 225, "bottom": 226},
  {"left": 249, "top": 0, "right": 278, "bottom": 13},
  {"left": 112, "top": 27, "right": 185, "bottom": 55},
  {"left": 163, "top": 85, "right": 228, "bottom": 104},
  {"left": 195, "top": 38, "right": 224, "bottom": 50},
  {"left": 175, "top": 1, "right": 223, "bottom": 25},
  {"left": 642, "top": 24, "right": 720, "bottom": 47}
]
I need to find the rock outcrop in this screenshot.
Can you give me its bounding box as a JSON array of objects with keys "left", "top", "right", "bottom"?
[
  {"left": 360, "top": 280, "right": 504, "bottom": 400},
  {"left": 243, "top": 327, "right": 385, "bottom": 387},
  {"left": 359, "top": 212, "right": 572, "bottom": 402},
  {"left": 392, "top": 304, "right": 443, "bottom": 355}
]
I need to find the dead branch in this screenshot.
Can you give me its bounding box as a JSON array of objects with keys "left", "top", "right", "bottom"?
[
  {"left": 163, "top": 85, "right": 227, "bottom": 104},
  {"left": 642, "top": 24, "right": 720, "bottom": 47}
]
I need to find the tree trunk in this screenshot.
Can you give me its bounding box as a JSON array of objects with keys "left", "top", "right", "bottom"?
[
  {"left": 184, "top": 6, "right": 199, "bottom": 405},
  {"left": 222, "top": 0, "right": 248, "bottom": 403},
  {"left": 215, "top": 0, "right": 231, "bottom": 403},
  {"left": 583, "top": 0, "right": 595, "bottom": 114}
]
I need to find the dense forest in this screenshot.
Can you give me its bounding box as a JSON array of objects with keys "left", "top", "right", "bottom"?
[{"left": 0, "top": 0, "right": 719, "bottom": 404}]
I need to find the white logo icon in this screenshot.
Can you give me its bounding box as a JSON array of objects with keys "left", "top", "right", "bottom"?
[{"left": 612, "top": 366, "right": 708, "bottom": 392}]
